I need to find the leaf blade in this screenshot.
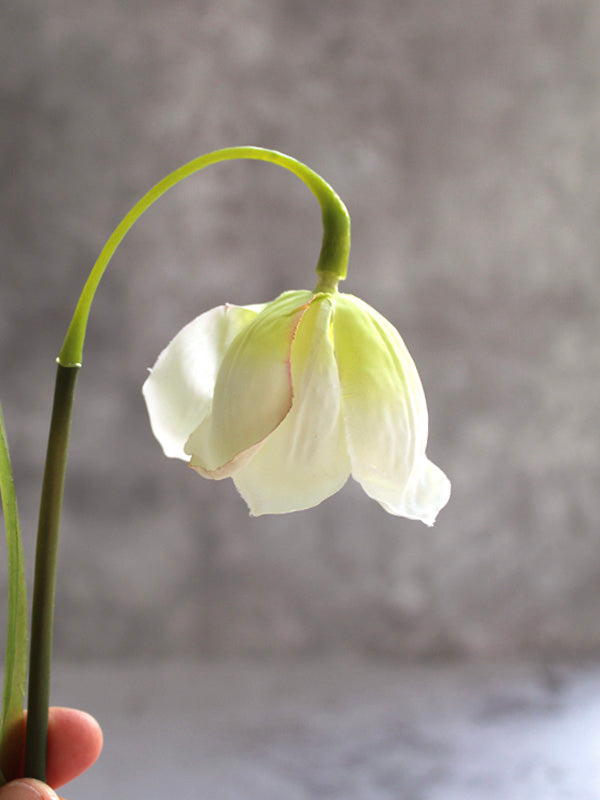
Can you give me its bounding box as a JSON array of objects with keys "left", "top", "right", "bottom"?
[{"left": 0, "top": 403, "right": 28, "bottom": 785}]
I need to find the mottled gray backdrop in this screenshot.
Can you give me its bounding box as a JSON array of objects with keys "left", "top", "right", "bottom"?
[{"left": 1, "top": 0, "right": 599, "bottom": 661}]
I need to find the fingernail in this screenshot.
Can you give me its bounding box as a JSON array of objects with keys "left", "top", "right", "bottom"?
[{"left": 1, "top": 779, "right": 59, "bottom": 800}]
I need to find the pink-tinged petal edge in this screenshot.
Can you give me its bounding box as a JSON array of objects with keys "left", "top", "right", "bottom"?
[{"left": 185, "top": 293, "right": 314, "bottom": 478}]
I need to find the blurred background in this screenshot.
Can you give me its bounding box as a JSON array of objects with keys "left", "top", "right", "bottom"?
[{"left": 2, "top": 1, "right": 600, "bottom": 797}]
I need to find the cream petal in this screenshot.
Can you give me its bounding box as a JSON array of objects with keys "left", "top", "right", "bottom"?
[
  {"left": 359, "top": 458, "right": 451, "bottom": 525},
  {"left": 186, "top": 291, "right": 314, "bottom": 476},
  {"left": 142, "top": 303, "right": 263, "bottom": 460},
  {"left": 399, "top": 458, "right": 451, "bottom": 525},
  {"left": 232, "top": 295, "right": 351, "bottom": 515},
  {"left": 333, "top": 294, "right": 449, "bottom": 523}
]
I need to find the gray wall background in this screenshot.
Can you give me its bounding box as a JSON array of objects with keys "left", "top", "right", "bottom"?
[{"left": 1, "top": 0, "right": 599, "bottom": 662}]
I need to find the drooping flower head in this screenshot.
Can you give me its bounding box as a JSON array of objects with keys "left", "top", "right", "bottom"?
[
  {"left": 103, "top": 146, "right": 454, "bottom": 524},
  {"left": 143, "top": 287, "right": 450, "bottom": 524}
]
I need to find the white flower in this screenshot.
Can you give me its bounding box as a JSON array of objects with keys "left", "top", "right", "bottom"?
[{"left": 142, "top": 290, "right": 450, "bottom": 523}]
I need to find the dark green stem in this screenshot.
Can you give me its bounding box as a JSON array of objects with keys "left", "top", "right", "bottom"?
[{"left": 24, "top": 365, "right": 79, "bottom": 781}]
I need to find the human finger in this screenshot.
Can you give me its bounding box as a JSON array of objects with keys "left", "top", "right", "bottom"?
[
  {"left": 0, "top": 777, "right": 61, "bottom": 799},
  {"left": 45, "top": 708, "right": 103, "bottom": 790}
]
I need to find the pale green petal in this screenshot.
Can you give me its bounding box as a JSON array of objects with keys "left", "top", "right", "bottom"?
[
  {"left": 142, "top": 303, "right": 263, "bottom": 460},
  {"left": 233, "top": 295, "right": 351, "bottom": 515},
  {"left": 186, "top": 291, "right": 313, "bottom": 477},
  {"left": 333, "top": 294, "right": 449, "bottom": 524}
]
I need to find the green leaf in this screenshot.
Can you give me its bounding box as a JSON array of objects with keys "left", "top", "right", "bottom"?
[{"left": 0, "top": 403, "right": 28, "bottom": 785}]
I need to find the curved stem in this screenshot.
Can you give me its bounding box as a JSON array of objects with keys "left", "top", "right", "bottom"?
[
  {"left": 59, "top": 146, "right": 351, "bottom": 367},
  {"left": 25, "top": 147, "right": 351, "bottom": 780}
]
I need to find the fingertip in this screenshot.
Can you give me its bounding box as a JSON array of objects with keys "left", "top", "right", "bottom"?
[
  {"left": 0, "top": 778, "right": 59, "bottom": 800},
  {"left": 46, "top": 708, "right": 103, "bottom": 789}
]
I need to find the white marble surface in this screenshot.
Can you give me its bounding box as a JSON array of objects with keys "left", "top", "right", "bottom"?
[{"left": 53, "top": 656, "right": 600, "bottom": 799}]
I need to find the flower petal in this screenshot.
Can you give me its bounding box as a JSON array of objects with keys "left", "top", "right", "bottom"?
[
  {"left": 384, "top": 457, "right": 451, "bottom": 525},
  {"left": 333, "top": 294, "right": 450, "bottom": 524},
  {"left": 362, "top": 457, "right": 451, "bottom": 525},
  {"left": 186, "top": 291, "right": 313, "bottom": 477},
  {"left": 233, "top": 295, "right": 351, "bottom": 515},
  {"left": 142, "top": 303, "right": 263, "bottom": 460}
]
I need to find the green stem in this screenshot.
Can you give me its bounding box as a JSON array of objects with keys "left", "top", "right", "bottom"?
[
  {"left": 25, "top": 147, "right": 351, "bottom": 779},
  {"left": 25, "top": 365, "right": 79, "bottom": 781},
  {"left": 59, "top": 146, "right": 351, "bottom": 367}
]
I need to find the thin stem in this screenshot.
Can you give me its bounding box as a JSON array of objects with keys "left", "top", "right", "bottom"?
[
  {"left": 59, "top": 146, "right": 350, "bottom": 368},
  {"left": 25, "top": 147, "right": 351, "bottom": 780},
  {"left": 25, "top": 365, "right": 79, "bottom": 781}
]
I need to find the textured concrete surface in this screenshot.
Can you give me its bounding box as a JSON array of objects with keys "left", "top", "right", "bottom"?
[
  {"left": 1, "top": 1, "right": 600, "bottom": 661},
  {"left": 56, "top": 656, "right": 600, "bottom": 799}
]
